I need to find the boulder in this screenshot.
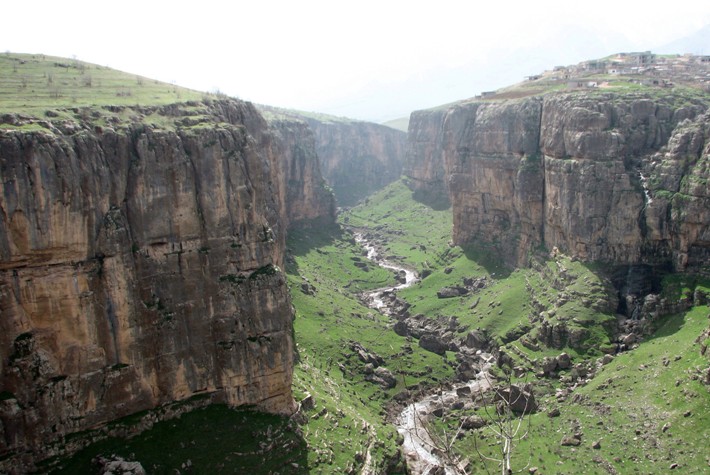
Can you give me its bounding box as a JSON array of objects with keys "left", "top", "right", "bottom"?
[
  {"left": 556, "top": 352, "right": 571, "bottom": 370},
  {"left": 419, "top": 334, "right": 448, "bottom": 355},
  {"left": 461, "top": 415, "right": 487, "bottom": 430},
  {"left": 437, "top": 286, "right": 469, "bottom": 298},
  {"left": 464, "top": 330, "right": 488, "bottom": 350},
  {"left": 393, "top": 320, "right": 409, "bottom": 337},
  {"left": 541, "top": 356, "right": 558, "bottom": 375},
  {"left": 494, "top": 384, "right": 537, "bottom": 414},
  {"left": 560, "top": 435, "right": 582, "bottom": 447},
  {"left": 373, "top": 366, "right": 397, "bottom": 389}
]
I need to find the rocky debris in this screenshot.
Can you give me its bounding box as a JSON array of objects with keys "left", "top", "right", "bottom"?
[
  {"left": 455, "top": 386, "right": 472, "bottom": 398},
  {"left": 539, "top": 352, "right": 575, "bottom": 377},
  {"left": 300, "top": 393, "right": 316, "bottom": 411},
  {"left": 592, "top": 439, "right": 602, "bottom": 450},
  {"left": 556, "top": 352, "right": 571, "bottom": 370},
  {"left": 463, "top": 330, "right": 490, "bottom": 350},
  {"left": 541, "top": 356, "right": 558, "bottom": 376},
  {"left": 350, "top": 341, "right": 384, "bottom": 367},
  {"left": 437, "top": 286, "right": 469, "bottom": 299},
  {"left": 437, "top": 276, "right": 489, "bottom": 299},
  {"left": 300, "top": 279, "right": 317, "bottom": 295},
  {"left": 547, "top": 407, "right": 561, "bottom": 418},
  {"left": 397, "top": 314, "right": 468, "bottom": 354},
  {"left": 419, "top": 334, "right": 448, "bottom": 356},
  {"left": 93, "top": 455, "right": 146, "bottom": 475},
  {"left": 366, "top": 366, "right": 397, "bottom": 389}
]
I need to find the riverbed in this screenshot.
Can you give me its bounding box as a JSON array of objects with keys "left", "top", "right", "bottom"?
[{"left": 354, "top": 231, "right": 492, "bottom": 475}]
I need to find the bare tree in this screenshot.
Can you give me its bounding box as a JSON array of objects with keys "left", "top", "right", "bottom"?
[{"left": 472, "top": 369, "right": 535, "bottom": 475}]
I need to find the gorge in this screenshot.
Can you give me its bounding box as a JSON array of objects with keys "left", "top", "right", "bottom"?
[{"left": 1, "top": 52, "right": 709, "bottom": 474}]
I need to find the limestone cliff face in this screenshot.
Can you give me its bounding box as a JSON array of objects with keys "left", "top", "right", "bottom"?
[
  {"left": 0, "top": 99, "right": 300, "bottom": 464},
  {"left": 267, "top": 117, "right": 336, "bottom": 225},
  {"left": 405, "top": 92, "right": 709, "bottom": 272},
  {"left": 304, "top": 118, "right": 407, "bottom": 206},
  {"left": 403, "top": 109, "right": 450, "bottom": 205}
]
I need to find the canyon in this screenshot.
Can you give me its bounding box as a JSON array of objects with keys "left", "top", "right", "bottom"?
[{"left": 1, "top": 51, "right": 709, "bottom": 473}]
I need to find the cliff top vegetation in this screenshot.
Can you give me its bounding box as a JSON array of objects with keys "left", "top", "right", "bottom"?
[{"left": 0, "top": 52, "right": 206, "bottom": 115}]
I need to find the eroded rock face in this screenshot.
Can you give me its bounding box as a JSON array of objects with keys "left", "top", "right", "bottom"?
[
  {"left": 305, "top": 118, "right": 407, "bottom": 206},
  {"left": 405, "top": 92, "right": 710, "bottom": 272},
  {"left": 0, "top": 99, "right": 302, "bottom": 464}
]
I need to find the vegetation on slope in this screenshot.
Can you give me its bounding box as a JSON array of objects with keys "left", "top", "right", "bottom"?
[
  {"left": 436, "top": 305, "right": 710, "bottom": 474},
  {"left": 0, "top": 52, "right": 206, "bottom": 114}
]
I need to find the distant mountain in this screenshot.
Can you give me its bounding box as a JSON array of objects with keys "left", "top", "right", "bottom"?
[{"left": 655, "top": 24, "right": 710, "bottom": 55}]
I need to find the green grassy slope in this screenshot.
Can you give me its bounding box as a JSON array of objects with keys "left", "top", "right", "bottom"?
[
  {"left": 444, "top": 306, "right": 710, "bottom": 474},
  {"left": 0, "top": 52, "right": 205, "bottom": 114}
]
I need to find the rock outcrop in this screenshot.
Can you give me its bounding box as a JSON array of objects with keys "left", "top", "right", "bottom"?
[
  {"left": 304, "top": 117, "right": 407, "bottom": 206},
  {"left": 404, "top": 92, "right": 710, "bottom": 274},
  {"left": 0, "top": 99, "right": 320, "bottom": 466}
]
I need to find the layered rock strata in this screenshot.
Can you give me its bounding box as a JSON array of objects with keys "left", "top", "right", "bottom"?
[
  {"left": 405, "top": 93, "right": 710, "bottom": 273},
  {"left": 0, "top": 99, "right": 322, "bottom": 465}
]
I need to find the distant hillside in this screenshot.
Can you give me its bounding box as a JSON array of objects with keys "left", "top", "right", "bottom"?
[
  {"left": 382, "top": 116, "right": 409, "bottom": 132},
  {"left": 0, "top": 52, "right": 205, "bottom": 114}
]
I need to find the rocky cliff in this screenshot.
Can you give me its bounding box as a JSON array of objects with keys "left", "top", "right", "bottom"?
[
  {"left": 0, "top": 98, "right": 327, "bottom": 465},
  {"left": 304, "top": 117, "right": 407, "bottom": 206},
  {"left": 404, "top": 92, "right": 710, "bottom": 274},
  {"left": 266, "top": 117, "right": 336, "bottom": 225}
]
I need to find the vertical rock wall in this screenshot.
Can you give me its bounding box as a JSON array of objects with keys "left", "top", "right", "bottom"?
[
  {"left": 404, "top": 92, "right": 710, "bottom": 272},
  {"left": 0, "top": 99, "right": 303, "bottom": 464}
]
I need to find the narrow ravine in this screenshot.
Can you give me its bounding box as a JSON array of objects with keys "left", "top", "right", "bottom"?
[{"left": 354, "top": 231, "right": 493, "bottom": 475}]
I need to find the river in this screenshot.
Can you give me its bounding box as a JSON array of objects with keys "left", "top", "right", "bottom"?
[{"left": 354, "top": 231, "right": 492, "bottom": 475}]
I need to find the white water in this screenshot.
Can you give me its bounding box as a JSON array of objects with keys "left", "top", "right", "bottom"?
[
  {"left": 639, "top": 170, "right": 653, "bottom": 206},
  {"left": 354, "top": 233, "right": 418, "bottom": 311}
]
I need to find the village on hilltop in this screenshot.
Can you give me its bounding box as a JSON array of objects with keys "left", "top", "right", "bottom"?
[{"left": 477, "top": 52, "right": 710, "bottom": 99}]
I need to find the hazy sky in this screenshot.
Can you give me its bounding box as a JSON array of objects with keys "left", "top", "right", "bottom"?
[{"left": 2, "top": 1, "right": 710, "bottom": 122}]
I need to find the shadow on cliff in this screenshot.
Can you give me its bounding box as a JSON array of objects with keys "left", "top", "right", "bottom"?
[
  {"left": 48, "top": 404, "right": 311, "bottom": 474},
  {"left": 411, "top": 188, "right": 452, "bottom": 211},
  {"left": 462, "top": 244, "right": 513, "bottom": 279}
]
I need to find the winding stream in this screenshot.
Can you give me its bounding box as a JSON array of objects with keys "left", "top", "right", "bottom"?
[
  {"left": 354, "top": 231, "right": 492, "bottom": 475},
  {"left": 354, "top": 233, "right": 418, "bottom": 311}
]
